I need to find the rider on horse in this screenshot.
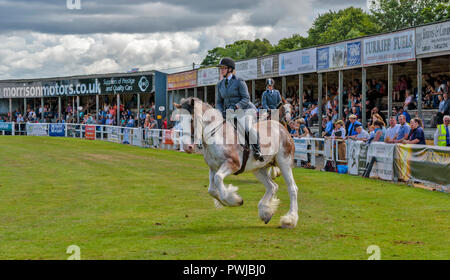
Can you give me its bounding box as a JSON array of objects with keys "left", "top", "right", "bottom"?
[
  {"left": 216, "top": 57, "right": 264, "bottom": 162},
  {"left": 261, "top": 78, "right": 282, "bottom": 110}
]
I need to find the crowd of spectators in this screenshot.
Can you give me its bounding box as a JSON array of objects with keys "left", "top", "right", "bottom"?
[
  {"left": 271, "top": 73, "right": 450, "bottom": 147},
  {"left": 0, "top": 102, "right": 161, "bottom": 130}
]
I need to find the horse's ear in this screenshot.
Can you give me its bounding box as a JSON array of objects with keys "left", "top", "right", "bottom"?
[{"left": 173, "top": 102, "right": 181, "bottom": 109}]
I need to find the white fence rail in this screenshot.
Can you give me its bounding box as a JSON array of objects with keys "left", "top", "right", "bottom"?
[{"left": 0, "top": 122, "right": 184, "bottom": 151}]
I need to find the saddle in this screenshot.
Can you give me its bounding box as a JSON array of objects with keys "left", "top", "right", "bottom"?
[
  {"left": 209, "top": 118, "right": 255, "bottom": 176},
  {"left": 231, "top": 118, "right": 250, "bottom": 176}
]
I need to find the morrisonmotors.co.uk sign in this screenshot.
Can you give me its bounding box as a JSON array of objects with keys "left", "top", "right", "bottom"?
[{"left": 0, "top": 75, "right": 153, "bottom": 99}]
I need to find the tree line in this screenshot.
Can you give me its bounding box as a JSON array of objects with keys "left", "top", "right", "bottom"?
[{"left": 201, "top": 0, "right": 450, "bottom": 66}]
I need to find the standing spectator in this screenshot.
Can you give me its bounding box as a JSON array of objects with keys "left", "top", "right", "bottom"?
[
  {"left": 403, "top": 89, "right": 415, "bottom": 110},
  {"left": 322, "top": 116, "right": 333, "bottom": 137},
  {"left": 396, "top": 106, "right": 411, "bottom": 124},
  {"left": 434, "top": 115, "right": 450, "bottom": 146},
  {"left": 345, "top": 114, "right": 361, "bottom": 138},
  {"left": 385, "top": 117, "right": 400, "bottom": 143},
  {"left": 331, "top": 120, "right": 346, "bottom": 139},
  {"left": 297, "top": 118, "right": 310, "bottom": 138},
  {"left": 404, "top": 118, "right": 426, "bottom": 145},
  {"left": 307, "top": 104, "right": 319, "bottom": 127}
]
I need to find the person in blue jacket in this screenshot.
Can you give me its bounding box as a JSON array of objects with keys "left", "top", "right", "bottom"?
[
  {"left": 216, "top": 57, "right": 263, "bottom": 161},
  {"left": 261, "top": 78, "right": 282, "bottom": 110}
]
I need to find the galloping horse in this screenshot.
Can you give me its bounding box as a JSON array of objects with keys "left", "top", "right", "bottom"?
[{"left": 174, "top": 97, "right": 299, "bottom": 228}]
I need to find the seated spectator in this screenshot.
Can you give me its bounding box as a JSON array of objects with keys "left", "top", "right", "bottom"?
[
  {"left": 385, "top": 117, "right": 400, "bottom": 143},
  {"left": 369, "top": 120, "right": 385, "bottom": 143},
  {"left": 393, "top": 114, "right": 411, "bottom": 143},
  {"left": 349, "top": 124, "right": 369, "bottom": 141},
  {"left": 434, "top": 115, "right": 450, "bottom": 146},
  {"left": 331, "top": 120, "right": 346, "bottom": 139},
  {"left": 404, "top": 118, "right": 426, "bottom": 145}
]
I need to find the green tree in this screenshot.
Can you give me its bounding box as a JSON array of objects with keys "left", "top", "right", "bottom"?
[
  {"left": 370, "top": 0, "right": 450, "bottom": 32},
  {"left": 270, "top": 7, "right": 380, "bottom": 52},
  {"left": 201, "top": 39, "right": 272, "bottom": 66}
]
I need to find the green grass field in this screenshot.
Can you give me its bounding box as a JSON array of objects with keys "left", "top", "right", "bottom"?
[{"left": 0, "top": 136, "right": 448, "bottom": 260}]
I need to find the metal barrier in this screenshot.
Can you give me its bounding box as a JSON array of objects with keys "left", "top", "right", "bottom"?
[
  {"left": 0, "top": 122, "right": 183, "bottom": 151},
  {"left": 293, "top": 137, "right": 348, "bottom": 168}
]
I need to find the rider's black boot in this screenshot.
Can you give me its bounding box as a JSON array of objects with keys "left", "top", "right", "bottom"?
[{"left": 251, "top": 142, "right": 264, "bottom": 162}]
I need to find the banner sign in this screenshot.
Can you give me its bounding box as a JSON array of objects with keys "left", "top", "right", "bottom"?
[
  {"left": 162, "top": 130, "right": 174, "bottom": 145},
  {"left": 49, "top": 124, "right": 65, "bottom": 137},
  {"left": 0, "top": 75, "right": 153, "bottom": 99},
  {"left": 347, "top": 41, "right": 362, "bottom": 66},
  {"left": 293, "top": 138, "right": 309, "bottom": 161},
  {"left": 197, "top": 67, "right": 219, "bottom": 86},
  {"left": 132, "top": 128, "right": 142, "bottom": 146},
  {"left": 363, "top": 29, "right": 415, "bottom": 66},
  {"left": 347, "top": 140, "right": 370, "bottom": 176},
  {"left": 235, "top": 59, "right": 258, "bottom": 80},
  {"left": 0, "top": 122, "right": 12, "bottom": 132},
  {"left": 26, "top": 123, "right": 47, "bottom": 136},
  {"left": 394, "top": 144, "right": 450, "bottom": 192},
  {"left": 317, "top": 47, "right": 329, "bottom": 70},
  {"left": 107, "top": 127, "right": 120, "bottom": 143},
  {"left": 85, "top": 125, "right": 96, "bottom": 140},
  {"left": 367, "top": 142, "right": 396, "bottom": 181},
  {"left": 258, "top": 56, "right": 278, "bottom": 78},
  {"left": 279, "top": 48, "right": 316, "bottom": 76},
  {"left": 167, "top": 70, "right": 197, "bottom": 90},
  {"left": 317, "top": 41, "right": 361, "bottom": 71},
  {"left": 416, "top": 21, "right": 450, "bottom": 56}
]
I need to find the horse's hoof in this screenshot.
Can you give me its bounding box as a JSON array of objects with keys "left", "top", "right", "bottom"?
[
  {"left": 264, "top": 216, "right": 272, "bottom": 224},
  {"left": 238, "top": 199, "right": 244, "bottom": 206}
]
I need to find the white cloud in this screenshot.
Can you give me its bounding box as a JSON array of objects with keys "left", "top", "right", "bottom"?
[{"left": 0, "top": 0, "right": 367, "bottom": 79}]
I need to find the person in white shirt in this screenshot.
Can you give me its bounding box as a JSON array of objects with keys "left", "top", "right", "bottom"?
[
  {"left": 331, "top": 120, "right": 346, "bottom": 139},
  {"left": 385, "top": 117, "right": 400, "bottom": 143}
]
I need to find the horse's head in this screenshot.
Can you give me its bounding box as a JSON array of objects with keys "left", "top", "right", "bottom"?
[
  {"left": 280, "top": 103, "right": 293, "bottom": 123},
  {"left": 173, "top": 97, "right": 215, "bottom": 152}
]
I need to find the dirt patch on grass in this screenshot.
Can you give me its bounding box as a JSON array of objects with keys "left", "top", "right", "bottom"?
[
  {"left": 85, "top": 152, "right": 148, "bottom": 162},
  {"left": 394, "top": 240, "right": 424, "bottom": 245},
  {"left": 334, "top": 234, "right": 359, "bottom": 240}
]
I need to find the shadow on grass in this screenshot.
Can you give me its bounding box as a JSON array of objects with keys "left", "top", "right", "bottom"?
[{"left": 144, "top": 223, "right": 288, "bottom": 239}]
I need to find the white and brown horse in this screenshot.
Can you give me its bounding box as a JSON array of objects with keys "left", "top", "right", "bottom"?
[{"left": 174, "top": 97, "right": 299, "bottom": 228}]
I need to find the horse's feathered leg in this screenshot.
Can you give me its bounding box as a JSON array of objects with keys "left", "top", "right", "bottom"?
[
  {"left": 214, "top": 162, "right": 243, "bottom": 207},
  {"left": 208, "top": 168, "right": 224, "bottom": 208},
  {"left": 277, "top": 155, "right": 299, "bottom": 228},
  {"left": 253, "top": 167, "right": 280, "bottom": 224}
]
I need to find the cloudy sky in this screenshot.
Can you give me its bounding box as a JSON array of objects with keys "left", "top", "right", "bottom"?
[{"left": 0, "top": 0, "right": 368, "bottom": 79}]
